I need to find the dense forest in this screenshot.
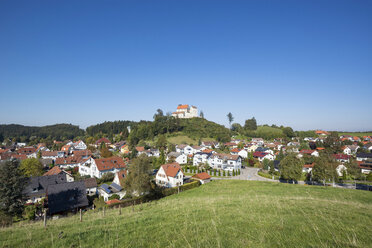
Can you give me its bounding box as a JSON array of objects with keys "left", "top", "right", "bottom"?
[{"left": 0, "top": 124, "right": 84, "bottom": 143}]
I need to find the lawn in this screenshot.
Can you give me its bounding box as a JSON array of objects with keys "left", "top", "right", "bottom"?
[
  {"left": 1, "top": 180, "right": 371, "bottom": 248},
  {"left": 166, "top": 133, "right": 216, "bottom": 145}
]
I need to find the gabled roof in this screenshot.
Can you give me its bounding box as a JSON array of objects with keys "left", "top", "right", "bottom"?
[
  {"left": 42, "top": 151, "right": 58, "bottom": 157},
  {"left": 55, "top": 156, "right": 83, "bottom": 166},
  {"left": 332, "top": 154, "right": 350, "bottom": 160},
  {"left": 95, "top": 138, "right": 111, "bottom": 145},
  {"left": 161, "top": 162, "right": 182, "bottom": 178},
  {"left": 135, "top": 146, "right": 145, "bottom": 152},
  {"left": 192, "top": 172, "right": 211, "bottom": 180},
  {"left": 212, "top": 153, "right": 240, "bottom": 161},
  {"left": 94, "top": 156, "right": 126, "bottom": 171},
  {"left": 167, "top": 152, "right": 183, "bottom": 158},
  {"left": 177, "top": 104, "right": 189, "bottom": 109},
  {"left": 300, "top": 149, "right": 316, "bottom": 154},
  {"left": 43, "top": 166, "right": 62, "bottom": 176},
  {"left": 47, "top": 181, "right": 88, "bottom": 214},
  {"left": 72, "top": 150, "right": 92, "bottom": 157},
  {"left": 303, "top": 163, "right": 314, "bottom": 168},
  {"left": 84, "top": 178, "right": 97, "bottom": 188},
  {"left": 230, "top": 148, "right": 241, "bottom": 153}
]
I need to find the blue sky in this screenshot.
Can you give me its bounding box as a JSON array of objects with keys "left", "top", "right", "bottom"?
[{"left": 0, "top": 0, "right": 371, "bottom": 131}]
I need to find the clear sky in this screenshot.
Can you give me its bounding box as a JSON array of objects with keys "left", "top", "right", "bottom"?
[{"left": 0, "top": 0, "right": 371, "bottom": 131}]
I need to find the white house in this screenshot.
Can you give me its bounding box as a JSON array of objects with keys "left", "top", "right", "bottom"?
[
  {"left": 79, "top": 156, "right": 127, "bottom": 178},
  {"left": 156, "top": 162, "right": 184, "bottom": 188},
  {"left": 192, "top": 145, "right": 203, "bottom": 154},
  {"left": 167, "top": 152, "right": 187, "bottom": 164},
  {"left": 302, "top": 163, "right": 314, "bottom": 173},
  {"left": 298, "top": 150, "right": 319, "bottom": 158},
  {"left": 208, "top": 153, "right": 242, "bottom": 171},
  {"left": 98, "top": 182, "right": 126, "bottom": 201},
  {"left": 343, "top": 145, "right": 359, "bottom": 155},
  {"left": 73, "top": 140, "right": 87, "bottom": 150},
  {"left": 193, "top": 151, "right": 213, "bottom": 166}
]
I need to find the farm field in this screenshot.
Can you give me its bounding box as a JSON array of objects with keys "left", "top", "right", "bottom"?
[{"left": 1, "top": 180, "right": 371, "bottom": 248}]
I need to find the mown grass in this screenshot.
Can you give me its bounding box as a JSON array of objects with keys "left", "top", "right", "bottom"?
[
  {"left": 1, "top": 180, "right": 372, "bottom": 248},
  {"left": 166, "top": 132, "right": 215, "bottom": 145}
]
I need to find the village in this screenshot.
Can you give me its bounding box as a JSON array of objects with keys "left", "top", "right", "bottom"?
[{"left": 0, "top": 105, "right": 371, "bottom": 220}]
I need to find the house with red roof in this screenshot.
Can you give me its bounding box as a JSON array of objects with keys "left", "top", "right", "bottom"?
[
  {"left": 156, "top": 162, "right": 184, "bottom": 188},
  {"left": 79, "top": 156, "right": 127, "bottom": 178},
  {"left": 192, "top": 172, "right": 211, "bottom": 184},
  {"left": 95, "top": 137, "right": 111, "bottom": 147},
  {"left": 43, "top": 166, "right": 74, "bottom": 182},
  {"left": 298, "top": 149, "right": 319, "bottom": 157}
]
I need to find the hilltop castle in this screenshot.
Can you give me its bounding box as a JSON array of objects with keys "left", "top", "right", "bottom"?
[{"left": 172, "top": 104, "right": 198, "bottom": 118}]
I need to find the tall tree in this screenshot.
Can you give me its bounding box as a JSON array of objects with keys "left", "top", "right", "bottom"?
[
  {"left": 244, "top": 117, "right": 257, "bottom": 131},
  {"left": 156, "top": 135, "right": 167, "bottom": 150},
  {"left": 124, "top": 154, "right": 152, "bottom": 196},
  {"left": 20, "top": 158, "right": 43, "bottom": 177},
  {"left": 227, "top": 112, "right": 234, "bottom": 129},
  {"left": 312, "top": 155, "right": 337, "bottom": 185},
  {"left": 279, "top": 153, "right": 303, "bottom": 182},
  {"left": 0, "top": 160, "right": 27, "bottom": 217},
  {"left": 283, "top": 127, "right": 295, "bottom": 138}
]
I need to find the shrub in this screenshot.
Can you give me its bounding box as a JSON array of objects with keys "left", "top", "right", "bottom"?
[
  {"left": 367, "top": 173, "right": 372, "bottom": 182},
  {"left": 109, "top": 194, "right": 120, "bottom": 200},
  {"left": 22, "top": 204, "right": 36, "bottom": 221},
  {"left": 223, "top": 171, "right": 226, "bottom": 177}
]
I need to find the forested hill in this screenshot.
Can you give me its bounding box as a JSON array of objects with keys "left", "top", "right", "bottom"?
[
  {"left": 86, "top": 117, "right": 231, "bottom": 145},
  {"left": 0, "top": 124, "right": 84, "bottom": 142}
]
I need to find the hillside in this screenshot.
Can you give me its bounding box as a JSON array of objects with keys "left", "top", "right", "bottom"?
[
  {"left": 0, "top": 124, "right": 85, "bottom": 141},
  {"left": 1, "top": 180, "right": 371, "bottom": 247}
]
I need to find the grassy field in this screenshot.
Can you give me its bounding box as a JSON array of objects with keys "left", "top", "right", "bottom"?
[
  {"left": 338, "top": 132, "right": 372, "bottom": 137},
  {"left": 166, "top": 133, "right": 216, "bottom": 145},
  {"left": 1, "top": 180, "right": 372, "bottom": 248}
]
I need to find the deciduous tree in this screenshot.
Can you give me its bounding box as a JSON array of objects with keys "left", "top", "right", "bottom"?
[{"left": 20, "top": 158, "right": 43, "bottom": 177}]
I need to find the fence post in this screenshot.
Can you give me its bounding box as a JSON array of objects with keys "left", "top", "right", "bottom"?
[
  {"left": 43, "top": 209, "right": 47, "bottom": 228},
  {"left": 119, "top": 205, "right": 121, "bottom": 215},
  {"left": 80, "top": 209, "right": 82, "bottom": 222},
  {"left": 103, "top": 207, "right": 106, "bottom": 217}
]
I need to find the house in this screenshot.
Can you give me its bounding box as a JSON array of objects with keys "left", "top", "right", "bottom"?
[
  {"left": 55, "top": 156, "right": 84, "bottom": 169},
  {"left": 332, "top": 154, "right": 350, "bottom": 163},
  {"left": 41, "top": 151, "right": 64, "bottom": 160},
  {"left": 245, "top": 144, "right": 258, "bottom": 153},
  {"left": 176, "top": 145, "right": 194, "bottom": 155},
  {"left": 208, "top": 153, "right": 242, "bottom": 171},
  {"left": 98, "top": 183, "right": 126, "bottom": 201},
  {"left": 358, "top": 161, "right": 372, "bottom": 174},
  {"left": 84, "top": 178, "right": 98, "bottom": 196},
  {"left": 303, "top": 163, "right": 314, "bottom": 173},
  {"left": 201, "top": 141, "right": 218, "bottom": 149},
  {"left": 192, "top": 172, "right": 211, "bottom": 184},
  {"left": 253, "top": 152, "right": 275, "bottom": 162},
  {"left": 135, "top": 146, "right": 145, "bottom": 155},
  {"left": 315, "top": 130, "right": 330, "bottom": 136},
  {"left": 18, "top": 146, "right": 37, "bottom": 157},
  {"left": 72, "top": 150, "right": 92, "bottom": 158},
  {"left": 192, "top": 145, "right": 203, "bottom": 154},
  {"left": 47, "top": 181, "right": 89, "bottom": 215},
  {"left": 298, "top": 150, "right": 319, "bottom": 157},
  {"left": 79, "top": 156, "right": 127, "bottom": 178},
  {"left": 95, "top": 137, "right": 111, "bottom": 147},
  {"left": 252, "top": 138, "right": 264, "bottom": 146},
  {"left": 356, "top": 153, "right": 372, "bottom": 162},
  {"left": 113, "top": 170, "right": 127, "bottom": 187},
  {"left": 143, "top": 148, "right": 160, "bottom": 157},
  {"left": 193, "top": 150, "right": 213, "bottom": 166},
  {"left": 72, "top": 140, "right": 87, "bottom": 150},
  {"left": 167, "top": 152, "right": 187, "bottom": 164},
  {"left": 343, "top": 145, "right": 359, "bottom": 155},
  {"left": 43, "top": 166, "right": 74, "bottom": 182},
  {"left": 120, "top": 144, "right": 130, "bottom": 154},
  {"left": 224, "top": 142, "right": 238, "bottom": 149},
  {"left": 23, "top": 174, "right": 69, "bottom": 203},
  {"left": 156, "top": 162, "right": 184, "bottom": 188},
  {"left": 172, "top": 104, "right": 198, "bottom": 119},
  {"left": 61, "top": 145, "right": 74, "bottom": 155}
]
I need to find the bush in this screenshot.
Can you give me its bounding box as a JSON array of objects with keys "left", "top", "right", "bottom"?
[
  {"left": 109, "top": 194, "right": 120, "bottom": 200},
  {"left": 97, "top": 172, "right": 115, "bottom": 184},
  {"left": 23, "top": 204, "right": 36, "bottom": 221},
  {"left": 223, "top": 171, "right": 226, "bottom": 177},
  {"left": 367, "top": 173, "right": 372, "bottom": 182},
  {"left": 0, "top": 211, "right": 13, "bottom": 227}
]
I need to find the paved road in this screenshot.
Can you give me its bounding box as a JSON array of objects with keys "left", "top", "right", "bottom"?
[{"left": 212, "top": 167, "right": 277, "bottom": 181}]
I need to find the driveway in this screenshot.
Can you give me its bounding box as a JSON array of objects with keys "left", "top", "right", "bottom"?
[{"left": 212, "top": 167, "right": 277, "bottom": 181}]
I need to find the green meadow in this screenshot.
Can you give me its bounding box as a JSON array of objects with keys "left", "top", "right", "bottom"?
[{"left": 1, "top": 180, "right": 371, "bottom": 248}]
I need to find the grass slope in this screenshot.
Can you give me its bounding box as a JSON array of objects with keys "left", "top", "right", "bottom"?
[
  {"left": 1, "top": 181, "right": 372, "bottom": 248},
  {"left": 338, "top": 132, "right": 372, "bottom": 137}
]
